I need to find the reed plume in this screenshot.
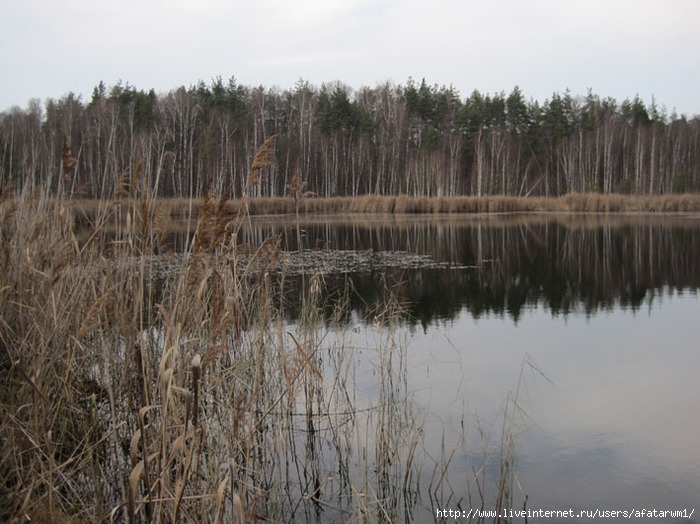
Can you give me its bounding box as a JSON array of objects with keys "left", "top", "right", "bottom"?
[
  {"left": 246, "top": 134, "right": 279, "bottom": 190},
  {"left": 60, "top": 135, "right": 78, "bottom": 186}
]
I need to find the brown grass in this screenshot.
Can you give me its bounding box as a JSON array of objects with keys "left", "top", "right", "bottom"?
[
  {"left": 69, "top": 192, "right": 700, "bottom": 224},
  {"left": 4, "top": 177, "right": 541, "bottom": 521}
]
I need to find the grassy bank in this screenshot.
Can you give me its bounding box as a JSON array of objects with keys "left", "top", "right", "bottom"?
[{"left": 70, "top": 193, "right": 700, "bottom": 224}]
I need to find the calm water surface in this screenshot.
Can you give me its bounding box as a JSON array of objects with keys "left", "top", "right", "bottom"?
[
  {"left": 402, "top": 292, "right": 700, "bottom": 517},
  {"left": 205, "top": 213, "right": 700, "bottom": 521}
]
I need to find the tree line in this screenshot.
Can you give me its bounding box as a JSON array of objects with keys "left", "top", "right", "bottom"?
[{"left": 1, "top": 76, "right": 699, "bottom": 200}]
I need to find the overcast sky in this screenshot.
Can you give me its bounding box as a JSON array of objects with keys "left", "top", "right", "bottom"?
[{"left": 1, "top": 0, "right": 698, "bottom": 117}]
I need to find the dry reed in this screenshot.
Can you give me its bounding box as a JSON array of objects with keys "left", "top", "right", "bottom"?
[
  {"left": 2, "top": 138, "right": 549, "bottom": 523},
  {"left": 69, "top": 193, "right": 700, "bottom": 225}
]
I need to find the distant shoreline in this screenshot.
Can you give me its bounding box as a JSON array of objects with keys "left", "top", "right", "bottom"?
[{"left": 66, "top": 193, "right": 700, "bottom": 220}]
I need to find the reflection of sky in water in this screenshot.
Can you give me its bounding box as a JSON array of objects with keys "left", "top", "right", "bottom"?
[
  {"left": 279, "top": 216, "right": 700, "bottom": 520},
  {"left": 364, "top": 289, "right": 700, "bottom": 516}
]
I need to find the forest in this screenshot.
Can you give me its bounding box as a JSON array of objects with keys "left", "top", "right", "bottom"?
[{"left": 1, "top": 77, "right": 699, "bottom": 200}]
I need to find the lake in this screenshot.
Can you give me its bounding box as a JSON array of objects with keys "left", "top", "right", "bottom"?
[
  {"left": 148, "top": 212, "right": 700, "bottom": 522},
  {"left": 218, "top": 212, "right": 699, "bottom": 522}
]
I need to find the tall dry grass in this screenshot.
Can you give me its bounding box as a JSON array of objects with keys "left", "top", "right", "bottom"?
[
  {"left": 0, "top": 183, "right": 429, "bottom": 522},
  {"left": 2, "top": 141, "right": 533, "bottom": 523},
  {"left": 0, "top": 145, "right": 390, "bottom": 523},
  {"left": 70, "top": 192, "right": 700, "bottom": 223}
]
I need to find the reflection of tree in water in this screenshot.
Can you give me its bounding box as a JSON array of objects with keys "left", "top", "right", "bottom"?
[{"left": 268, "top": 217, "right": 700, "bottom": 325}]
